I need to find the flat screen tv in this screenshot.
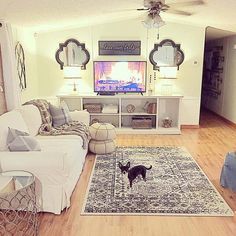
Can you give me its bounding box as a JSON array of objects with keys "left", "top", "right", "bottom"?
[{"left": 94, "top": 61, "right": 147, "bottom": 93}]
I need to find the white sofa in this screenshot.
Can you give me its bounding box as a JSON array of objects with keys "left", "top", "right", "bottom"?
[{"left": 0, "top": 104, "right": 90, "bottom": 214}]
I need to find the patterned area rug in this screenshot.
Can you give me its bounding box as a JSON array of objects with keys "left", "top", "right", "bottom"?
[{"left": 82, "top": 147, "right": 233, "bottom": 216}]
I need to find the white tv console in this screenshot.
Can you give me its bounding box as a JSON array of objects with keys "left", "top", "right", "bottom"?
[{"left": 57, "top": 94, "right": 183, "bottom": 134}]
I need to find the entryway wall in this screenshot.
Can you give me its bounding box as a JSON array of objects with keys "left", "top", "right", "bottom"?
[{"left": 0, "top": 45, "right": 7, "bottom": 115}]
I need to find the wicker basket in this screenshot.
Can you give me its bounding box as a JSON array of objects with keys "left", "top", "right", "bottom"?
[
  {"left": 83, "top": 103, "right": 103, "bottom": 113},
  {"left": 132, "top": 117, "right": 152, "bottom": 129}
]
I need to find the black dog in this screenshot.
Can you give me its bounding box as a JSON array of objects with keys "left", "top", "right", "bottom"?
[{"left": 118, "top": 161, "right": 152, "bottom": 188}]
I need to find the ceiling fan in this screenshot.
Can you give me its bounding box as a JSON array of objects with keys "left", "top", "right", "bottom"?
[
  {"left": 138, "top": 0, "right": 204, "bottom": 28},
  {"left": 138, "top": 0, "right": 205, "bottom": 17}
]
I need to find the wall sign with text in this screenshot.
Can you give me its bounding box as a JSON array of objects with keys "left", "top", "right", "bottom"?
[{"left": 98, "top": 41, "right": 141, "bottom": 55}]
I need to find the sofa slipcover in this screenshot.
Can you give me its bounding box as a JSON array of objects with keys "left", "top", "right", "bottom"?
[{"left": 0, "top": 105, "right": 89, "bottom": 214}]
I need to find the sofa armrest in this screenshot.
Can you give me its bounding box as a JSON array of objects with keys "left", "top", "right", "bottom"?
[
  {"left": 70, "top": 110, "right": 90, "bottom": 126},
  {"left": 0, "top": 151, "right": 69, "bottom": 176}
]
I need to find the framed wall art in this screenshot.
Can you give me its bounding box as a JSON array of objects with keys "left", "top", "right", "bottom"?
[
  {"left": 15, "top": 42, "right": 26, "bottom": 90},
  {"left": 98, "top": 41, "right": 141, "bottom": 55}
]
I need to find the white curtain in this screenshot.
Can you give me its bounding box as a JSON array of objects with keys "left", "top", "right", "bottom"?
[{"left": 0, "top": 21, "right": 21, "bottom": 111}]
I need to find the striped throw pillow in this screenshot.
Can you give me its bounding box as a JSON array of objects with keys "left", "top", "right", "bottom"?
[{"left": 7, "top": 128, "right": 41, "bottom": 151}]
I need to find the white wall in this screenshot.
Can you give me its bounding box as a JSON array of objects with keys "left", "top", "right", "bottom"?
[
  {"left": 35, "top": 20, "right": 149, "bottom": 96},
  {"left": 12, "top": 26, "right": 39, "bottom": 103},
  {"left": 222, "top": 36, "right": 236, "bottom": 123},
  {"left": 35, "top": 19, "right": 205, "bottom": 125},
  {"left": 203, "top": 35, "right": 236, "bottom": 123}
]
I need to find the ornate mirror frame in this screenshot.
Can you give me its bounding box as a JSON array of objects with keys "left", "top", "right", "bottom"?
[
  {"left": 149, "top": 39, "right": 184, "bottom": 70},
  {"left": 55, "top": 38, "right": 90, "bottom": 70}
]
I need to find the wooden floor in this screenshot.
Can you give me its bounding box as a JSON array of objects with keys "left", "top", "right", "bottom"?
[{"left": 39, "top": 110, "right": 236, "bottom": 236}]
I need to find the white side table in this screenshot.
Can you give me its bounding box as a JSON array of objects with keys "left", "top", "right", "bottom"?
[{"left": 0, "top": 170, "right": 39, "bottom": 235}]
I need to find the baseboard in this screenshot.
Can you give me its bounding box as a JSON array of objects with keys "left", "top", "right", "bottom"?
[
  {"left": 207, "top": 109, "right": 236, "bottom": 128},
  {"left": 181, "top": 125, "right": 200, "bottom": 129},
  {"left": 219, "top": 116, "right": 236, "bottom": 127},
  {"left": 181, "top": 109, "right": 236, "bottom": 129}
]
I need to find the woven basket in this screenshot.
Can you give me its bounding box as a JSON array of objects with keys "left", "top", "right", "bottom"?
[
  {"left": 84, "top": 103, "right": 102, "bottom": 113},
  {"left": 132, "top": 117, "right": 152, "bottom": 129}
]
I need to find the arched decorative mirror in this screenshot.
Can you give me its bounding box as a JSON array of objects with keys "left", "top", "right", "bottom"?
[
  {"left": 149, "top": 39, "right": 184, "bottom": 70},
  {"left": 55, "top": 38, "right": 90, "bottom": 70}
]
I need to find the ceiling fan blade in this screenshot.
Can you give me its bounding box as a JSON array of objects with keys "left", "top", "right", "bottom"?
[
  {"left": 137, "top": 8, "right": 149, "bottom": 11},
  {"left": 102, "top": 8, "right": 138, "bottom": 14},
  {"left": 168, "top": 0, "right": 204, "bottom": 8},
  {"left": 165, "top": 9, "right": 192, "bottom": 16}
]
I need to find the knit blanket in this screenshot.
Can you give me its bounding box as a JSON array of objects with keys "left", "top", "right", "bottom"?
[{"left": 24, "top": 99, "right": 90, "bottom": 149}]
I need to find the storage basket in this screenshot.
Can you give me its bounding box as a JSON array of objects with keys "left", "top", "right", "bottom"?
[
  {"left": 83, "top": 103, "right": 103, "bottom": 113},
  {"left": 132, "top": 117, "right": 152, "bottom": 129}
]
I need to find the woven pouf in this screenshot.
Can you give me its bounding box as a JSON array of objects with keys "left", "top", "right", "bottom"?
[
  {"left": 89, "top": 123, "right": 116, "bottom": 141},
  {"left": 89, "top": 123, "right": 116, "bottom": 154},
  {"left": 89, "top": 139, "right": 116, "bottom": 155}
]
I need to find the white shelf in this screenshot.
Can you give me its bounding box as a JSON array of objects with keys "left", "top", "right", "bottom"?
[
  {"left": 90, "top": 113, "right": 119, "bottom": 116},
  {"left": 121, "top": 112, "right": 156, "bottom": 116},
  {"left": 117, "top": 127, "right": 158, "bottom": 134},
  {"left": 57, "top": 94, "right": 183, "bottom": 134}
]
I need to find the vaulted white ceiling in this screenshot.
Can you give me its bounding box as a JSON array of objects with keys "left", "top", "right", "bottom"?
[{"left": 1, "top": 0, "right": 236, "bottom": 33}]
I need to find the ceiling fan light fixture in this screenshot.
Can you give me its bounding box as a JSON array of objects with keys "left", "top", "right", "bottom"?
[
  {"left": 153, "top": 20, "right": 166, "bottom": 28},
  {"left": 142, "top": 15, "right": 154, "bottom": 28},
  {"left": 142, "top": 13, "right": 165, "bottom": 29},
  {"left": 153, "top": 15, "right": 165, "bottom": 28}
]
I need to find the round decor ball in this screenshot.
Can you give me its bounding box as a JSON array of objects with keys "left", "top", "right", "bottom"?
[{"left": 126, "top": 104, "right": 135, "bottom": 113}]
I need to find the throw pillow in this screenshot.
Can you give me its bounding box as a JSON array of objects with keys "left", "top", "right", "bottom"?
[
  {"left": 61, "top": 100, "right": 70, "bottom": 113},
  {"left": 8, "top": 136, "right": 41, "bottom": 152},
  {"left": 49, "top": 103, "right": 72, "bottom": 127},
  {"left": 7, "top": 128, "right": 41, "bottom": 151},
  {"left": 7, "top": 127, "right": 29, "bottom": 144}
]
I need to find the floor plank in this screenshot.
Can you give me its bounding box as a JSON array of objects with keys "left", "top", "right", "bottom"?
[{"left": 39, "top": 110, "right": 236, "bottom": 236}]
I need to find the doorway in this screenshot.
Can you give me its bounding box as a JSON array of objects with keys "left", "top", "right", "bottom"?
[{"left": 200, "top": 26, "right": 236, "bottom": 125}]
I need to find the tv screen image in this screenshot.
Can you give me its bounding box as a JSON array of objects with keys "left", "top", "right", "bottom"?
[{"left": 94, "top": 61, "right": 146, "bottom": 93}]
